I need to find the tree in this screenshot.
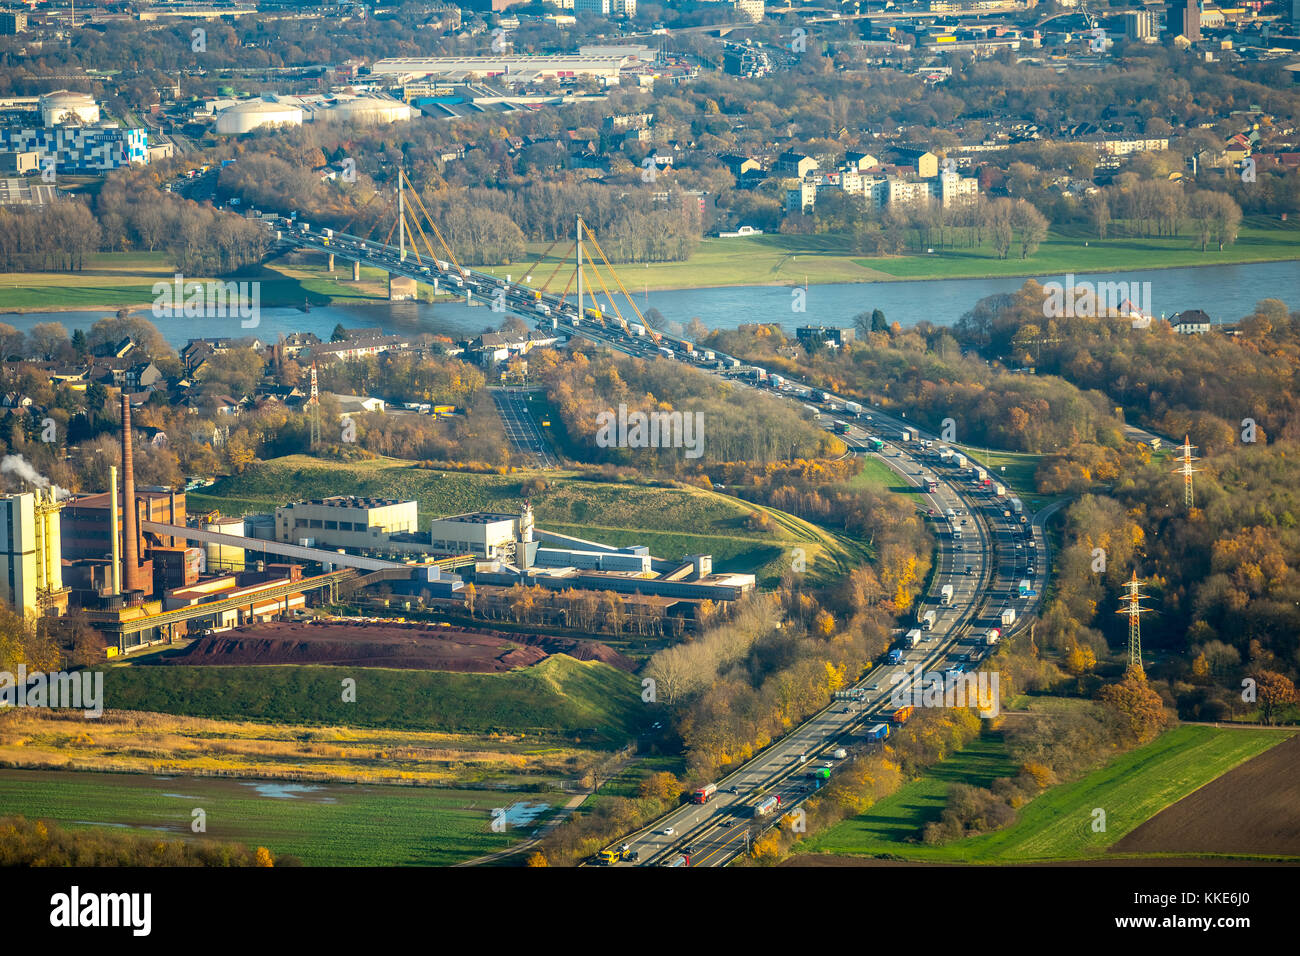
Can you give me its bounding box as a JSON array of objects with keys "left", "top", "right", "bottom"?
[
  {"left": 1098, "top": 674, "right": 1167, "bottom": 743},
  {"left": 1253, "top": 671, "right": 1296, "bottom": 725},
  {"left": 872, "top": 308, "right": 887, "bottom": 333}
]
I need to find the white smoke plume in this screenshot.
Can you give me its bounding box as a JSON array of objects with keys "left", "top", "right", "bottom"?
[{"left": 1, "top": 454, "right": 70, "bottom": 500}]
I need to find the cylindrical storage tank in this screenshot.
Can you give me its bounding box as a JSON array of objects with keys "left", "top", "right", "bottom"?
[
  {"left": 204, "top": 517, "right": 246, "bottom": 572},
  {"left": 40, "top": 91, "right": 100, "bottom": 126},
  {"left": 323, "top": 96, "right": 412, "bottom": 125},
  {"left": 215, "top": 100, "right": 304, "bottom": 135}
]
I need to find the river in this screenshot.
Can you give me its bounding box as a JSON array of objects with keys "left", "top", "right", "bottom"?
[{"left": 4, "top": 260, "right": 1296, "bottom": 348}]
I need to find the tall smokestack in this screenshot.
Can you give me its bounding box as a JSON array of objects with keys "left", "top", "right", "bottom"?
[
  {"left": 109, "top": 465, "right": 121, "bottom": 596},
  {"left": 120, "top": 395, "right": 141, "bottom": 594}
]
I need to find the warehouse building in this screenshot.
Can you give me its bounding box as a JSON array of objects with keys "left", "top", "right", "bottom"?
[{"left": 275, "top": 496, "right": 418, "bottom": 550}]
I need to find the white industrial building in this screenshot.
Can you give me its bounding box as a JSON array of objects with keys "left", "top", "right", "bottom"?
[
  {"left": 275, "top": 496, "right": 419, "bottom": 551},
  {"left": 425, "top": 512, "right": 527, "bottom": 561},
  {"left": 39, "top": 91, "right": 100, "bottom": 126},
  {"left": 0, "top": 491, "right": 64, "bottom": 617},
  {"left": 214, "top": 99, "right": 304, "bottom": 135},
  {"left": 212, "top": 94, "right": 411, "bottom": 135},
  {"left": 369, "top": 53, "right": 642, "bottom": 85}
]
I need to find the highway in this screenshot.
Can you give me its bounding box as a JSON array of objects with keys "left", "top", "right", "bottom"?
[
  {"left": 597, "top": 403, "right": 1048, "bottom": 867},
  {"left": 272, "top": 220, "right": 1059, "bottom": 869}
]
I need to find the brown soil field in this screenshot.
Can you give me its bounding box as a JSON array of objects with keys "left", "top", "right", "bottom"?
[
  {"left": 166, "top": 620, "right": 634, "bottom": 673},
  {"left": 1107, "top": 733, "right": 1300, "bottom": 858}
]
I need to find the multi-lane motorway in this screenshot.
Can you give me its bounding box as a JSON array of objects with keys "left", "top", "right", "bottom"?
[{"left": 604, "top": 408, "right": 1049, "bottom": 868}]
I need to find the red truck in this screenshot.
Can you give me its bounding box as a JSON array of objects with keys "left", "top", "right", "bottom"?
[{"left": 691, "top": 784, "right": 717, "bottom": 804}]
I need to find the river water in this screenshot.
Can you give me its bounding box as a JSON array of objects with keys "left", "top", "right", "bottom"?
[{"left": 4, "top": 260, "right": 1296, "bottom": 348}]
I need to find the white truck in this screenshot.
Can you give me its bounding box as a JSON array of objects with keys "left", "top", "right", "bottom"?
[
  {"left": 993, "top": 482, "right": 1006, "bottom": 497},
  {"left": 844, "top": 401, "right": 863, "bottom": 416},
  {"left": 900, "top": 428, "right": 914, "bottom": 442},
  {"left": 953, "top": 453, "right": 968, "bottom": 469},
  {"left": 940, "top": 584, "right": 954, "bottom": 605},
  {"left": 1010, "top": 497, "right": 1024, "bottom": 515},
  {"left": 628, "top": 323, "right": 646, "bottom": 337},
  {"left": 1001, "top": 608, "right": 1017, "bottom": 628},
  {"left": 903, "top": 628, "right": 922, "bottom": 647},
  {"left": 973, "top": 466, "right": 988, "bottom": 482},
  {"left": 831, "top": 748, "right": 848, "bottom": 759},
  {"left": 985, "top": 629, "right": 1002, "bottom": 646},
  {"left": 920, "top": 609, "right": 937, "bottom": 631}
]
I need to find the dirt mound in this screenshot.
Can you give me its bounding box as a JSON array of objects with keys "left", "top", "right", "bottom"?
[
  {"left": 171, "top": 620, "right": 635, "bottom": 674},
  {"left": 1109, "top": 732, "right": 1300, "bottom": 858}
]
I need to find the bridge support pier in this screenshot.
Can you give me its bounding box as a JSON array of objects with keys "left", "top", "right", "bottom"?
[
  {"left": 327, "top": 253, "right": 335, "bottom": 273},
  {"left": 388, "top": 273, "right": 417, "bottom": 301},
  {"left": 352, "top": 260, "right": 361, "bottom": 282}
]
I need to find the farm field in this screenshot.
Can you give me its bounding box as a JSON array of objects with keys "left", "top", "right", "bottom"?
[
  {"left": 0, "top": 767, "right": 529, "bottom": 866},
  {"left": 800, "top": 724, "right": 1294, "bottom": 863},
  {"left": 189, "top": 455, "right": 870, "bottom": 585},
  {"left": 1110, "top": 732, "right": 1300, "bottom": 858}
]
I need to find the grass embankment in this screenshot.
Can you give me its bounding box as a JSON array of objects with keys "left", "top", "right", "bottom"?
[
  {"left": 804, "top": 723, "right": 1291, "bottom": 863},
  {"left": 0, "top": 709, "right": 600, "bottom": 787},
  {"left": 0, "top": 767, "right": 526, "bottom": 865},
  {"left": 102, "top": 655, "right": 640, "bottom": 745},
  {"left": 189, "top": 455, "right": 869, "bottom": 585}
]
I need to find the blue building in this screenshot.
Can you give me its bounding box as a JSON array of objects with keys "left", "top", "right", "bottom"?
[{"left": 0, "top": 125, "right": 148, "bottom": 172}]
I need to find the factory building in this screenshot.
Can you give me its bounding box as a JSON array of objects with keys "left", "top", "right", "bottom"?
[
  {"left": 211, "top": 94, "right": 412, "bottom": 135},
  {"left": 368, "top": 54, "right": 638, "bottom": 85},
  {"left": 275, "top": 496, "right": 419, "bottom": 550},
  {"left": 424, "top": 512, "right": 527, "bottom": 561},
  {"left": 0, "top": 490, "right": 67, "bottom": 617}
]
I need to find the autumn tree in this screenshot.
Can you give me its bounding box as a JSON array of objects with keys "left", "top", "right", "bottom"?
[{"left": 1252, "top": 671, "right": 1297, "bottom": 725}]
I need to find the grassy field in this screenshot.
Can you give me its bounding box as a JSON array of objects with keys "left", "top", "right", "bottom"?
[
  {"left": 104, "top": 655, "right": 642, "bottom": 745},
  {"left": 804, "top": 724, "right": 1293, "bottom": 863},
  {"left": 957, "top": 447, "right": 1044, "bottom": 500},
  {"left": 189, "top": 455, "right": 870, "bottom": 585},
  {"left": 471, "top": 217, "right": 1300, "bottom": 290},
  {"left": 0, "top": 767, "right": 529, "bottom": 865},
  {"left": 5, "top": 218, "right": 1295, "bottom": 311},
  {"left": 0, "top": 709, "right": 600, "bottom": 787}
]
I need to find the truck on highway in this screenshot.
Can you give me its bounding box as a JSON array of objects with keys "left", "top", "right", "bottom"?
[
  {"left": 691, "top": 784, "right": 718, "bottom": 804},
  {"left": 813, "top": 390, "right": 830, "bottom": 403},
  {"left": 888, "top": 648, "right": 904, "bottom": 665},
  {"left": 973, "top": 466, "right": 987, "bottom": 482},
  {"left": 769, "top": 373, "right": 785, "bottom": 389},
  {"left": 832, "top": 420, "right": 850, "bottom": 434},
  {"left": 953, "top": 452, "right": 968, "bottom": 469},
  {"left": 903, "top": 628, "right": 922, "bottom": 648},
  {"left": 658, "top": 346, "right": 674, "bottom": 359},
  {"left": 598, "top": 845, "right": 632, "bottom": 865},
  {"left": 926, "top": 479, "right": 940, "bottom": 493},
  {"left": 866, "top": 723, "right": 890, "bottom": 742},
  {"left": 867, "top": 437, "right": 885, "bottom": 452},
  {"left": 1019, "top": 579, "right": 1032, "bottom": 598},
  {"left": 985, "top": 629, "right": 1002, "bottom": 646},
  {"left": 1010, "top": 497, "right": 1024, "bottom": 515},
  {"left": 662, "top": 853, "right": 690, "bottom": 867},
  {"left": 754, "top": 795, "right": 782, "bottom": 817},
  {"left": 920, "top": 609, "right": 937, "bottom": 630},
  {"left": 993, "top": 482, "right": 1006, "bottom": 497},
  {"left": 890, "top": 705, "right": 915, "bottom": 724},
  {"left": 534, "top": 302, "right": 551, "bottom": 316},
  {"left": 844, "top": 401, "right": 863, "bottom": 416},
  {"left": 940, "top": 584, "right": 954, "bottom": 605},
  {"left": 831, "top": 748, "right": 848, "bottom": 759},
  {"left": 900, "top": 428, "right": 914, "bottom": 442},
  {"left": 1002, "top": 608, "right": 1017, "bottom": 627}
]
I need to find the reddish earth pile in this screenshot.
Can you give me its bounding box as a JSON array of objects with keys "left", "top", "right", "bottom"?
[{"left": 171, "top": 620, "right": 634, "bottom": 673}]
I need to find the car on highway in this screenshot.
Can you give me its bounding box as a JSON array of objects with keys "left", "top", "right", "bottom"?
[
  {"left": 868, "top": 682, "right": 881, "bottom": 690},
  {"left": 662, "top": 827, "right": 674, "bottom": 836},
  {"left": 719, "top": 820, "right": 734, "bottom": 828}
]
